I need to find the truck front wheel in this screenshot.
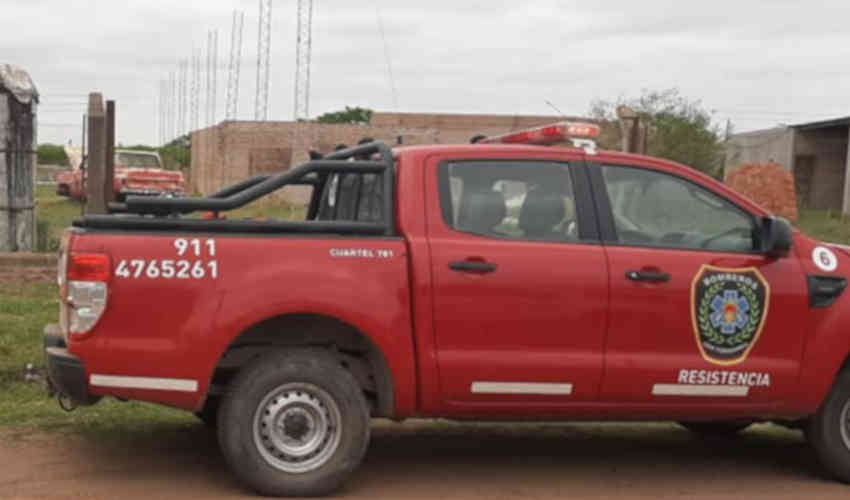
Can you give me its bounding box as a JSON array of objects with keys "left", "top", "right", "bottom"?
[
  {"left": 217, "top": 349, "right": 370, "bottom": 497},
  {"left": 808, "top": 369, "right": 850, "bottom": 483}
]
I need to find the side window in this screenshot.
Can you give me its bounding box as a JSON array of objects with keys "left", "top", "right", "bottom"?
[
  {"left": 439, "top": 161, "right": 580, "bottom": 242},
  {"left": 601, "top": 165, "right": 757, "bottom": 253},
  {"left": 317, "top": 173, "right": 384, "bottom": 222}
]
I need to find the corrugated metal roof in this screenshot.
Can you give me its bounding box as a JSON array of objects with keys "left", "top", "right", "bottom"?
[{"left": 791, "top": 116, "right": 850, "bottom": 130}]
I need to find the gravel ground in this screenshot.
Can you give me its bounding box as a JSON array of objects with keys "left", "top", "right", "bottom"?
[{"left": 1, "top": 420, "right": 849, "bottom": 499}]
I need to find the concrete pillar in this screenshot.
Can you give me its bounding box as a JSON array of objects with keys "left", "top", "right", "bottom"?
[
  {"left": 85, "top": 93, "right": 107, "bottom": 214},
  {"left": 0, "top": 64, "right": 38, "bottom": 252},
  {"left": 843, "top": 126, "right": 850, "bottom": 215}
]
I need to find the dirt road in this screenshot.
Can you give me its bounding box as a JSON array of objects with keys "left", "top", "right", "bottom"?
[{"left": 1, "top": 420, "right": 847, "bottom": 499}]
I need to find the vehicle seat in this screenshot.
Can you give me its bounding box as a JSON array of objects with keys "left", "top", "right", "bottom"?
[
  {"left": 519, "top": 188, "right": 566, "bottom": 240},
  {"left": 457, "top": 190, "right": 507, "bottom": 235}
]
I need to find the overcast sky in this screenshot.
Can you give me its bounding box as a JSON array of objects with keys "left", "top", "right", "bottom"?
[{"left": 3, "top": 0, "right": 850, "bottom": 146}]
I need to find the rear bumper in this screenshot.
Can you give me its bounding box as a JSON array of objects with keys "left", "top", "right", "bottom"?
[{"left": 43, "top": 324, "right": 100, "bottom": 406}]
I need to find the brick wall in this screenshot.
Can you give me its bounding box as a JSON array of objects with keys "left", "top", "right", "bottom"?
[
  {"left": 189, "top": 112, "right": 586, "bottom": 204},
  {"left": 0, "top": 252, "right": 56, "bottom": 285},
  {"left": 725, "top": 163, "right": 799, "bottom": 222}
]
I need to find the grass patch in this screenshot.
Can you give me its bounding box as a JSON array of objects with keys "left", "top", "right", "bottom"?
[
  {"left": 36, "top": 184, "right": 82, "bottom": 252},
  {"left": 224, "top": 197, "right": 307, "bottom": 221},
  {"left": 0, "top": 281, "right": 195, "bottom": 435},
  {"left": 796, "top": 209, "right": 850, "bottom": 245}
]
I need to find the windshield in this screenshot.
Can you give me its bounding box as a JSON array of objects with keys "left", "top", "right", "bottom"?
[{"left": 116, "top": 152, "right": 161, "bottom": 169}]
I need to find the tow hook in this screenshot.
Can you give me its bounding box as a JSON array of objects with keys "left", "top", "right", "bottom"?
[
  {"left": 25, "top": 363, "right": 77, "bottom": 412},
  {"left": 58, "top": 393, "right": 78, "bottom": 412}
]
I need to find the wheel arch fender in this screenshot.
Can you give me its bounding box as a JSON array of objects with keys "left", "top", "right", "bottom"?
[{"left": 199, "top": 298, "right": 416, "bottom": 418}]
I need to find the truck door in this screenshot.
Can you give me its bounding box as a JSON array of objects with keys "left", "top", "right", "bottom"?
[
  {"left": 591, "top": 159, "right": 809, "bottom": 407},
  {"left": 424, "top": 151, "right": 609, "bottom": 412}
]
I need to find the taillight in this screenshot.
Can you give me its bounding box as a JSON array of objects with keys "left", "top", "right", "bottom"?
[
  {"left": 67, "top": 254, "right": 111, "bottom": 282},
  {"left": 66, "top": 253, "right": 110, "bottom": 337}
]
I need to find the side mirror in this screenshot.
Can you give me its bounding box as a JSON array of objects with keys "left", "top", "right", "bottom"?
[{"left": 760, "top": 216, "right": 793, "bottom": 258}]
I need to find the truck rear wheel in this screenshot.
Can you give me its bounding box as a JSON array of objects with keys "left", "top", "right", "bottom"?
[
  {"left": 678, "top": 420, "right": 753, "bottom": 436},
  {"left": 808, "top": 368, "right": 850, "bottom": 483},
  {"left": 217, "top": 349, "right": 370, "bottom": 497}
]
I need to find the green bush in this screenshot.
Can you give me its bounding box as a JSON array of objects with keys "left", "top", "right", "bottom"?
[{"left": 36, "top": 144, "right": 68, "bottom": 165}]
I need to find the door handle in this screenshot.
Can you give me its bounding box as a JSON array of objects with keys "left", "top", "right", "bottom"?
[
  {"left": 450, "top": 261, "right": 498, "bottom": 274},
  {"left": 625, "top": 270, "right": 671, "bottom": 283}
]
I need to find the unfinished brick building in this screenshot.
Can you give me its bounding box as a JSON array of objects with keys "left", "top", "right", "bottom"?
[{"left": 190, "top": 112, "right": 584, "bottom": 204}]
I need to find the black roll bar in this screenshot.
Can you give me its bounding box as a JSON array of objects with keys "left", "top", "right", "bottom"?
[{"left": 103, "top": 142, "right": 397, "bottom": 236}]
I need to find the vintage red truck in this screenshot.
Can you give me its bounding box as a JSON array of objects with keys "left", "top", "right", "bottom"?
[
  {"left": 55, "top": 149, "right": 185, "bottom": 202},
  {"left": 44, "top": 124, "right": 850, "bottom": 496}
]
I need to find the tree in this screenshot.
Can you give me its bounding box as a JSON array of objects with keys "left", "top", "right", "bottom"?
[
  {"left": 158, "top": 135, "right": 191, "bottom": 170},
  {"left": 316, "top": 106, "right": 373, "bottom": 125},
  {"left": 590, "top": 89, "right": 725, "bottom": 178},
  {"left": 36, "top": 144, "right": 68, "bottom": 165}
]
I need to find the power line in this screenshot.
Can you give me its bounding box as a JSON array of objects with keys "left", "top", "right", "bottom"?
[{"left": 376, "top": 7, "right": 399, "bottom": 111}]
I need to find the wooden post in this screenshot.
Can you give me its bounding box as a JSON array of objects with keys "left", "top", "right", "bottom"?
[
  {"left": 85, "top": 93, "right": 107, "bottom": 214},
  {"left": 616, "top": 105, "right": 638, "bottom": 153},
  {"left": 105, "top": 100, "right": 116, "bottom": 205}
]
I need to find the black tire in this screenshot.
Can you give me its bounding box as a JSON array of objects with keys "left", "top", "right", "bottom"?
[
  {"left": 679, "top": 420, "right": 753, "bottom": 436},
  {"left": 217, "top": 349, "right": 370, "bottom": 497},
  {"left": 195, "top": 396, "right": 220, "bottom": 428},
  {"left": 808, "top": 368, "right": 850, "bottom": 483}
]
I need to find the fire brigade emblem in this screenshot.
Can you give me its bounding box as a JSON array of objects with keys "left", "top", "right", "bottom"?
[{"left": 691, "top": 266, "right": 770, "bottom": 366}]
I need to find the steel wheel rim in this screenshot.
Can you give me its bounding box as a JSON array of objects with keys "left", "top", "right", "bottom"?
[
  {"left": 841, "top": 398, "right": 850, "bottom": 451},
  {"left": 253, "top": 382, "right": 342, "bottom": 474}
]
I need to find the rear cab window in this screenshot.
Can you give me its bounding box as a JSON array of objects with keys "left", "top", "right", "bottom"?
[{"left": 317, "top": 172, "right": 384, "bottom": 223}]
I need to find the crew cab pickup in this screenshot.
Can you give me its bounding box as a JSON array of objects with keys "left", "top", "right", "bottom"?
[{"left": 44, "top": 124, "right": 850, "bottom": 496}]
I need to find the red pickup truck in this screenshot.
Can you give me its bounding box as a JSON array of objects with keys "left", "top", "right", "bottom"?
[
  {"left": 45, "top": 124, "right": 850, "bottom": 496},
  {"left": 55, "top": 150, "right": 185, "bottom": 202}
]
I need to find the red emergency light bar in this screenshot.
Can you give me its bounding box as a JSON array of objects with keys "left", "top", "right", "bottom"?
[{"left": 479, "top": 121, "right": 601, "bottom": 146}]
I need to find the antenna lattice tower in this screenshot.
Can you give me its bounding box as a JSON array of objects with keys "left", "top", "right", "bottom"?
[
  {"left": 169, "top": 70, "right": 177, "bottom": 142},
  {"left": 206, "top": 30, "right": 219, "bottom": 127},
  {"left": 294, "top": 0, "right": 314, "bottom": 121},
  {"left": 255, "top": 0, "right": 272, "bottom": 121},
  {"left": 178, "top": 59, "right": 188, "bottom": 137},
  {"left": 158, "top": 80, "right": 165, "bottom": 146},
  {"left": 190, "top": 49, "right": 201, "bottom": 131},
  {"left": 226, "top": 10, "right": 245, "bottom": 121}
]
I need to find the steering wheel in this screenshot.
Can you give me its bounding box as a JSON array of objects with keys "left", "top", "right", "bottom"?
[{"left": 701, "top": 227, "right": 753, "bottom": 249}]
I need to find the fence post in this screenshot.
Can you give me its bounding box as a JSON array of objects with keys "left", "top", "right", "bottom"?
[
  {"left": 85, "top": 93, "right": 107, "bottom": 214},
  {"left": 105, "top": 100, "right": 116, "bottom": 205}
]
